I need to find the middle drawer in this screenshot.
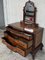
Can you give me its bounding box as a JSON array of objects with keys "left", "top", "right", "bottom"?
[{"left": 4, "top": 31, "right": 32, "bottom": 49}]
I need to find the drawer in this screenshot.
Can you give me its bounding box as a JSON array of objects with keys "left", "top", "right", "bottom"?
[
  {"left": 4, "top": 33, "right": 17, "bottom": 46},
  {"left": 2, "top": 37, "right": 17, "bottom": 52},
  {"left": 2, "top": 37, "right": 32, "bottom": 57},
  {"left": 15, "top": 38, "right": 32, "bottom": 49},
  {"left": 6, "top": 27, "right": 32, "bottom": 40},
  {"left": 4, "top": 32, "right": 32, "bottom": 49},
  {"left": 16, "top": 46, "right": 32, "bottom": 57}
]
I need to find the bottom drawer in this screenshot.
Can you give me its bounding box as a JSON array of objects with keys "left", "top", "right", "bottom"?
[
  {"left": 2, "top": 37, "right": 32, "bottom": 57},
  {"left": 16, "top": 46, "right": 32, "bottom": 56},
  {"left": 2, "top": 37, "right": 17, "bottom": 52}
]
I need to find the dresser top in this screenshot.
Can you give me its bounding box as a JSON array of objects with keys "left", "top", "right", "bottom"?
[{"left": 8, "top": 22, "right": 43, "bottom": 34}]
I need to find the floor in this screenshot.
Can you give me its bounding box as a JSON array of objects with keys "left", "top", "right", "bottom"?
[{"left": 0, "top": 29, "right": 45, "bottom": 60}]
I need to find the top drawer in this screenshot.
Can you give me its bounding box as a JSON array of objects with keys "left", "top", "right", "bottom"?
[{"left": 6, "top": 26, "right": 33, "bottom": 41}]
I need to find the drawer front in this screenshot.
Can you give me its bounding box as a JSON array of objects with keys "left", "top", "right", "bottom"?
[
  {"left": 4, "top": 33, "right": 27, "bottom": 49},
  {"left": 4, "top": 32, "right": 32, "bottom": 49},
  {"left": 16, "top": 47, "right": 26, "bottom": 56},
  {"left": 2, "top": 38, "right": 32, "bottom": 57},
  {"left": 2, "top": 39, "right": 25, "bottom": 56},
  {"left": 6, "top": 27, "right": 32, "bottom": 40},
  {"left": 15, "top": 46, "right": 32, "bottom": 57},
  {"left": 15, "top": 40, "right": 32, "bottom": 49},
  {"left": 15, "top": 40, "right": 27, "bottom": 49},
  {"left": 4, "top": 34, "right": 17, "bottom": 46},
  {"left": 2, "top": 37, "right": 17, "bottom": 52}
]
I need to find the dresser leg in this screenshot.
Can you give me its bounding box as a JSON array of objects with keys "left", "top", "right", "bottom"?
[
  {"left": 32, "top": 54, "right": 35, "bottom": 60},
  {"left": 40, "top": 43, "right": 43, "bottom": 50}
]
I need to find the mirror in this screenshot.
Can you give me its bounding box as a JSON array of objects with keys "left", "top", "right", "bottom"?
[{"left": 23, "top": 0, "right": 37, "bottom": 25}]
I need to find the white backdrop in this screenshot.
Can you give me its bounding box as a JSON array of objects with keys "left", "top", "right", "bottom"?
[{"left": 3, "top": 0, "right": 45, "bottom": 28}]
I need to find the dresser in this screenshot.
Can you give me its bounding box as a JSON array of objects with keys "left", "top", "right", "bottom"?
[
  {"left": 2, "top": 0, "right": 44, "bottom": 60},
  {"left": 2, "top": 22, "right": 43, "bottom": 60}
]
